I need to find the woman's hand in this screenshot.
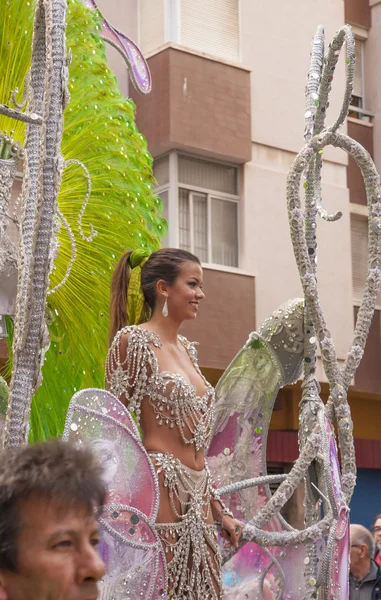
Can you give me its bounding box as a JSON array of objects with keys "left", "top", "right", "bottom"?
[
  {"left": 210, "top": 497, "right": 243, "bottom": 548},
  {"left": 220, "top": 515, "right": 243, "bottom": 549}
]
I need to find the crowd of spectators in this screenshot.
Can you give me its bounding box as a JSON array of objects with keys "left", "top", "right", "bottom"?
[{"left": 349, "top": 515, "right": 381, "bottom": 600}]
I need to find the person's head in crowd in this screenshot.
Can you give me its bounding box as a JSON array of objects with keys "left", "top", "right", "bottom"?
[
  {"left": 372, "top": 515, "right": 381, "bottom": 553},
  {"left": 0, "top": 439, "right": 106, "bottom": 600},
  {"left": 350, "top": 524, "right": 375, "bottom": 579}
]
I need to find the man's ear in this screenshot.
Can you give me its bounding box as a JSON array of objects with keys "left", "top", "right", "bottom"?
[{"left": 0, "top": 573, "right": 8, "bottom": 600}]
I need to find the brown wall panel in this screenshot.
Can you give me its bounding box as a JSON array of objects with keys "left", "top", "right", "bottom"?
[
  {"left": 130, "top": 51, "right": 171, "bottom": 158},
  {"left": 354, "top": 438, "right": 381, "bottom": 468},
  {"left": 267, "top": 431, "right": 381, "bottom": 469},
  {"left": 131, "top": 47, "right": 251, "bottom": 163},
  {"left": 0, "top": 339, "right": 7, "bottom": 358},
  {"left": 267, "top": 431, "right": 299, "bottom": 463},
  {"left": 347, "top": 121, "right": 374, "bottom": 205},
  {"left": 344, "top": 0, "right": 371, "bottom": 28},
  {"left": 0, "top": 339, "right": 8, "bottom": 374},
  {"left": 353, "top": 307, "right": 381, "bottom": 395},
  {"left": 180, "top": 268, "right": 255, "bottom": 370}
]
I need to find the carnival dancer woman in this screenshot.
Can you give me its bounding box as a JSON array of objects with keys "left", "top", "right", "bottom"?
[{"left": 106, "top": 248, "right": 242, "bottom": 599}]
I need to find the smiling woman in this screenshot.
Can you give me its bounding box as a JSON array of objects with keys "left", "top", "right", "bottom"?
[{"left": 105, "top": 247, "right": 242, "bottom": 599}]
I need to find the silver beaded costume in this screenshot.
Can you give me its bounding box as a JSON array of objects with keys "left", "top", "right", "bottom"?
[
  {"left": 4, "top": 5, "right": 381, "bottom": 596},
  {"left": 106, "top": 326, "right": 222, "bottom": 599}
]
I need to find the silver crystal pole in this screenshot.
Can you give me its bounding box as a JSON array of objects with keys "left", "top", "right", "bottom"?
[
  {"left": 301, "top": 26, "right": 326, "bottom": 597},
  {"left": 3, "top": 0, "right": 68, "bottom": 447},
  {"left": 220, "top": 27, "right": 381, "bottom": 600}
]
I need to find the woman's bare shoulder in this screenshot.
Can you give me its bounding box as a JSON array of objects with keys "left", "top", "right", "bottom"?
[{"left": 109, "top": 325, "right": 162, "bottom": 355}]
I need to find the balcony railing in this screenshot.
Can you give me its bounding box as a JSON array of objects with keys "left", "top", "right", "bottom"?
[{"left": 348, "top": 105, "right": 374, "bottom": 123}]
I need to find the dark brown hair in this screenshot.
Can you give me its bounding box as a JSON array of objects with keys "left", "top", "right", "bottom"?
[
  {"left": 0, "top": 439, "right": 105, "bottom": 572},
  {"left": 109, "top": 248, "right": 201, "bottom": 343}
]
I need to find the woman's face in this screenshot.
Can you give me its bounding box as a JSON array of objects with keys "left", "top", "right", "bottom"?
[{"left": 166, "top": 261, "right": 205, "bottom": 321}]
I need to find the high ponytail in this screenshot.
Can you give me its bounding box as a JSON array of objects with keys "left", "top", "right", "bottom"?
[{"left": 108, "top": 251, "right": 133, "bottom": 345}]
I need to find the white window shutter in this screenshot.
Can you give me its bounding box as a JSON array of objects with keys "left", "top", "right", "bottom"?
[
  {"left": 178, "top": 155, "right": 237, "bottom": 194},
  {"left": 353, "top": 39, "right": 364, "bottom": 100},
  {"left": 139, "top": 0, "right": 165, "bottom": 55},
  {"left": 192, "top": 193, "right": 208, "bottom": 262},
  {"left": 180, "top": 0, "right": 240, "bottom": 62},
  {"left": 211, "top": 197, "right": 238, "bottom": 267}
]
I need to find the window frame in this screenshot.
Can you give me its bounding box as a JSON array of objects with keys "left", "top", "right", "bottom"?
[
  {"left": 154, "top": 151, "right": 241, "bottom": 268},
  {"left": 348, "top": 33, "right": 373, "bottom": 123},
  {"left": 352, "top": 38, "right": 365, "bottom": 108},
  {"left": 179, "top": 185, "right": 240, "bottom": 265}
]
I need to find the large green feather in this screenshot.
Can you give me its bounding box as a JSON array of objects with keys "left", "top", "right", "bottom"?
[{"left": 0, "top": 0, "right": 166, "bottom": 440}]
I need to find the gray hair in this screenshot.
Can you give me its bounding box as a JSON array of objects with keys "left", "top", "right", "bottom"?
[{"left": 350, "top": 524, "right": 375, "bottom": 557}]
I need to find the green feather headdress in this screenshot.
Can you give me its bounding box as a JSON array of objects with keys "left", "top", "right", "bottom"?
[{"left": 0, "top": 0, "right": 167, "bottom": 440}]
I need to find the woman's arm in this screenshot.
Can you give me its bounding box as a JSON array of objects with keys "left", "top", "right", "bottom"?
[
  {"left": 210, "top": 496, "right": 243, "bottom": 549},
  {"left": 106, "top": 331, "right": 133, "bottom": 407}
]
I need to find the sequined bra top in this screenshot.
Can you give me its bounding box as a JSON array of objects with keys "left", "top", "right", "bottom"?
[{"left": 105, "top": 326, "right": 216, "bottom": 451}]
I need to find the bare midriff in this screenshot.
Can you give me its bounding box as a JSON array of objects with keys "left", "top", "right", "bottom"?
[{"left": 137, "top": 395, "right": 206, "bottom": 472}]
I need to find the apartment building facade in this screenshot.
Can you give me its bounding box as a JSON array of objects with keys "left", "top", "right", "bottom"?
[
  {"left": 96, "top": 0, "right": 381, "bottom": 526},
  {"left": 1, "top": 0, "right": 380, "bottom": 525}
]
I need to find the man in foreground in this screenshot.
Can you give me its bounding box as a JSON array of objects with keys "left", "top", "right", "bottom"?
[
  {"left": 0, "top": 439, "right": 106, "bottom": 600},
  {"left": 350, "top": 524, "right": 381, "bottom": 600}
]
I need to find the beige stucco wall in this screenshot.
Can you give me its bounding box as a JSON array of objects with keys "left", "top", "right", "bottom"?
[
  {"left": 241, "top": 0, "right": 354, "bottom": 359},
  {"left": 95, "top": 0, "right": 139, "bottom": 97},
  {"left": 243, "top": 146, "right": 353, "bottom": 360},
  {"left": 241, "top": 0, "right": 348, "bottom": 165}
]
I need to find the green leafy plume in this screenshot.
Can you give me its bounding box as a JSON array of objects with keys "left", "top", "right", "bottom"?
[{"left": 0, "top": 0, "right": 166, "bottom": 440}]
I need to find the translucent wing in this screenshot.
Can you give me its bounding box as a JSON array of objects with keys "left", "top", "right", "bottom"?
[
  {"left": 208, "top": 298, "right": 305, "bottom": 522},
  {"left": 63, "top": 388, "right": 167, "bottom": 600},
  {"left": 83, "top": 0, "right": 152, "bottom": 93},
  {"left": 322, "top": 416, "right": 350, "bottom": 600},
  {"left": 222, "top": 543, "right": 312, "bottom": 600},
  {"left": 206, "top": 299, "right": 307, "bottom": 599}
]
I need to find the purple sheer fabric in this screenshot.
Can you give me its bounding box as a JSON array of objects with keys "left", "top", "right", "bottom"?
[
  {"left": 83, "top": 0, "right": 151, "bottom": 93},
  {"left": 63, "top": 388, "right": 167, "bottom": 600}
]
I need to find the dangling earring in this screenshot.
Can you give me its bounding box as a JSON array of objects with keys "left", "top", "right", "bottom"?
[{"left": 162, "top": 297, "right": 168, "bottom": 317}]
